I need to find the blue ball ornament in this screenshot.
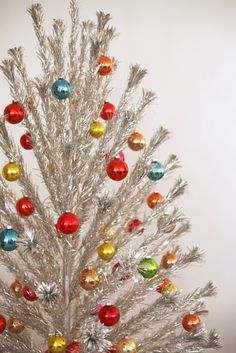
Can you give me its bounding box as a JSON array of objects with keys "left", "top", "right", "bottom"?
[
  {"left": 0, "top": 227, "right": 19, "bottom": 251},
  {"left": 147, "top": 161, "right": 165, "bottom": 181},
  {"left": 51, "top": 79, "right": 72, "bottom": 100}
]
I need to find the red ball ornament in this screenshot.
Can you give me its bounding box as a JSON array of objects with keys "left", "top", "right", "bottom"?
[
  {"left": 4, "top": 101, "right": 26, "bottom": 124},
  {"left": 100, "top": 102, "right": 116, "bottom": 121},
  {"left": 107, "top": 345, "right": 117, "bottom": 353},
  {"left": 56, "top": 212, "right": 79, "bottom": 235},
  {"left": 182, "top": 313, "right": 201, "bottom": 332},
  {"left": 0, "top": 315, "right": 6, "bottom": 333},
  {"left": 16, "top": 196, "right": 34, "bottom": 217},
  {"left": 156, "top": 278, "right": 170, "bottom": 293},
  {"left": 127, "top": 219, "right": 144, "bottom": 234},
  {"left": 107, "top": 159, "right": 128, "bottom": 181},
  {"left": 66, "top": 340, "right": 80, "bottom": 353},
  {"left": 20, "top": 133, "right": 33, "bottom": 150},
  {"left": 22, "top": 286, "right": 38, "bottom": 301},
  {"left": 98, "top": 305, "right": 120, "bottom": 326},
  {"left": 147, "top": 192, "right": 164, "bottom": 209}
]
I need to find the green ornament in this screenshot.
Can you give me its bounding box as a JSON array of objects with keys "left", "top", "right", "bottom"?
[{"left": 138, "top": 257, "right": 158, "bottom": 278}]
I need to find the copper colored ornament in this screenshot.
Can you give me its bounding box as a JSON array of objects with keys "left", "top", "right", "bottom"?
[
  {"left": 97, "top": 55, "right": 113, "bottom": 76},
  {"left": 116, "top": 338, "right": 137, "bottom": 353},
  {"left": 128, "top": 132, "right": 145, "bottom": 151},
  {"left": 146, "top": 192, "right": 164, "bottom": 209},
  {"left": 10, "top": 279, "right": 23, "bottom": 298},
  {"left": 99, "top": 225, "right": 115, "bottom": 240},
  {"left": 79, "top": 267, "right": 100, "bottom": 291},
  {"left": 161, "top": 251, "right": 178, "bottom": 269},
  {"left": 182, "top": 313, "right": 201, "bottom": 332},
  {"left": 8, "top": 317, "right": 25, "bottom": 333}
]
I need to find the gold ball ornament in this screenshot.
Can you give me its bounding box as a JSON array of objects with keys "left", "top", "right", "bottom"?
[
  {"left": 2, "top": 162, "right": 21, "bottom": 182},
  {"left": 97, "top": 242, "right": 116, "bottom": 261},
  {"left": 162, "top": 283, "right": 178, "bottom": 298},
  {"left": 89, "top": 121, "right": 106, "bottom": 139},
  {"left": 157, "top": 213, "right": 176, "bottom": 233},
  {"left": 128, "top": 132, "right": 145, "bottom": 151},
  {"left": 99, "top": 225, "right": 115, "bottom": 240},
  {"left": 79, "top": 267, "right": 100, "bottom": 291},
  {"left": 116, "top": 338, "right": 137, "bottom": 353},
  {"left": 161, "top": 251, "right": 178, "bottom": 269},
  {"left": 48, "top": 334, "right": 67, "bottom": 353},
  {"left": 10, "top": 279, "right": 23, "bottom": 298},
  {"left": 7, "top": 317, "right": 25, "bottom": 333}
]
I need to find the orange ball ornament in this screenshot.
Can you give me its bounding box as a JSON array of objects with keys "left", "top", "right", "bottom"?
[
  {"left": 10, "top": 279, "right": 23, "bottom": 298},
  {"left": 161, "top": 251, "right": 178, "bottom": 269},
  {"left": 7, "top": 317, "right": 25, "bottom": 333},
  {"left": 97, "top": 55, "right": 113, "bottom": 76},
  {"left": 79, "top": 267, "right": 100, "bottom": 291},
  {"left": 147, "top": 192, "right": 164, "bottom": 209},
  {"left": 182, "top": 313, "right": 201, "bottom": 332},
  {"left": 128, "top": 132, "right": 145, "bottom": 151}
]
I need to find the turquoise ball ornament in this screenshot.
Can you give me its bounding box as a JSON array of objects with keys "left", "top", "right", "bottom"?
[
  {"left": 0, "top": 227, "right": 19, "bottom": 251},
  {"left": 147, "top": 161, "right": 165, "bottom": 181},
  {"left": 51, "top": 78, "right": 72, "bottom": 100},
  {"left": 138, "top": 257, "right": 158, "bottom": 278}
]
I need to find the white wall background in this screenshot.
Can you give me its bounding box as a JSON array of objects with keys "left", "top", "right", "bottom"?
[{"left": 0, "top": 0, "right": 236, "bottom": 352}]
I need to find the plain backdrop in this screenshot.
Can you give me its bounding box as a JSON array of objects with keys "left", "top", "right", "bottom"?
[{"left": 0, "top": 0, "right": 236, "bottom": 352}]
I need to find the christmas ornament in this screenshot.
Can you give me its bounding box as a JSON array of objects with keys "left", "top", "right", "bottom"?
[
  {"left": 112, "top": 151, "right": 125, "bottom": 161},
  {"left": 97, "top": 242, "right": 116, "bottom": 261},
  {"left": 157, "top": 213, "right": 176, "bottom": 233},
  {"left": 84, "top": 322, "right": 111, "bottom": 352},
  {"left": 127, "top": 219, "right": 144, "bottom": 234},
  {"left": 146, "top": 192, "right": 164, "bottom": 209},
  {"left": 16, "top": 196, "right": 34, "bottom": 217},
  {"left": 37, "top": 282, "right": 60, "bottom": 308},
  {"left": 161, "top": 251, "right": 178, "bottom": 269},
  {"left": 107, "top": 159, "right": 128, "bottom": 181},
  {"left": 66, "top": 341, "right": 80, "bottom": 353},
  {"left": 0, "top": 315, "right": 6, "bottom": 333},
  {"left": 138, "top": 257, "right": 158, "bottom": 278},
  {"left": 20, "top": 132, "right": 33, "bottom": 150},
  {"left": 98, "top": 305, "right": 120, "bottom": 326},
  {"left": 20, "top": 230, "right": 39, "bottom": 255},
  {"left": 107, "top": 345, "right": 117, "bottom": 353},
  {"left": 79, "top": 267, "right": 100, "bottom": 291},
  {"left": 147, "top": 161, "right": 165, "bottom": 181},
  {"left": 4, "top": 101, "right": 26, "bottom": 124},
  {"left": 182, "top": 313, "right": 201, "bottom": 332},
  {"left": 89, "top": 121, "right": 106, "bottom": 138},
  {"left": 97, "top": 55, "right": 113, "bottom": 76},
  {"left": 112, "top": 262, "right": 131, "bottom": 281},
  {"left": 48, "top": 334, "right": 67, "bottom": 353},
  {"left": 51, "top": 78, "right": 72, "bottom": 100},
  {"left": 116, "top": 338, "right": 137, "bottom": 353},
  {"left": 56, "top": 211, "right": 79, "bottom": 234},
  {"left": 7, "top": 317, "right": 25, "bottom": 333},
  {"left": 2, "top": 162, "right": 21, "bottom": 182},
  {"left": 100, "top": 102, "right": 116, "bottom": 121},
  {"left": 22, "top": 285, "right": 38, "bottom": 301},
  {"left": 98, "top": 225, "right": 115, "bottom": 240},
  {"left": 0, "top": 227, "right": 19, "bottom": 251},
  {"left": 162, "top": 283, "right": 178, "bottom": 298},
  {"left": 128, "top": 132, "right": 145, "bottom": 151},
  {"left": 156, "top": 278, "right": 170, "bottom": 294},
  {"left": 10, "top": 279, "right": 23, "bottom": 297}
]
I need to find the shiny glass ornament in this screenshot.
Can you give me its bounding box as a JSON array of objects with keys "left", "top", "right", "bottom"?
[
  {"left": 0, "top": 315, "right": 6, "bottom": 333},
  {"left": 66, "top": 340, "right": 80, "bottom": 353},
  {"left": 10, "top": 279, "right": 23, "bottom": 297},
  {"left": 89, "top": 121, "right": 106, "bottom": 138},
  {"left": 107, "top": 345, "right": 117, "bottom": 353},
  {"left": 127, "top": 219, "right": 144, "bottom": 234},
  {"left": 162, "top": 283, "right": 178, "bottom": 298},
  {"left": 20, "top": 132, "right": 33, "bottom": 150},
  {"left": 157, "top": 213, "right": 176, "bottom": 233},
  {"left": 16, "top": 196, "right": 34, "bottom": 217},
  {"left": 4, "top": 101, "right": 26, "bottom": 124},
  {"left": 97, "top": 55, "right": 113, "bottom": 76},
  {"left": 100, "top": 101, "right": 116, "bottom": 121},
  {"left": 98, "top": 225, "right": 115, "bottom": 240},
  {"left": 22, "top": 286, "right": 38, "bottom": 301},
  {"left": 7, "top": 317, "right": 25, "bottom": 333},
  {"left": 97, "top": 242, "right": 116, "bottom": 261},
  {"left": 2, "top": 162, "right": 21, "bottom": 182},
  {"left": 146, "top": 192, "right": 164, "bottom": 209},
  {"left": 98, "top": 304, "right": 120, "bottom": 326},
  {"left": 79, "top": 267, "right": 100, "bottom": 291},
  {"left": 107, "top": 159, "right": 128, "bottom": 181},
  {"left": 0, "top": 227, "right": 19, "bottom": 251},
  {"left": 56, "top": 211, "right": 79, "bottom": 234},
  {"left": 116, "top": 338, "right": 137, "bottom": 353},
  {"left": 182, "top": 313, "right": 201, "bottom": 331},
  {"left": 51, "top": 78, "right": 72, "bottom": 100},
  {"left": 147, "top": 161, "right": 165, "bottom": 181},
  {"left": 48, "top": 334, "right": 67, "bottom": 353},
  {"left": 128, "top": 132, "right": 145, "bottom": 151},
  {"left": 138, "top": 257, "right": 158, "bottom": 278},
  {"left": 161, "top": 251, "right": 178, "bottom": 269},
  {"left": 156, "top": 278, "right": 170, "bottom": 294}
]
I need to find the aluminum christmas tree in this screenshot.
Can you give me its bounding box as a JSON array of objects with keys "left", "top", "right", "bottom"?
[{"left": 0, "top": 1, "right": 221, "bottom": 352}]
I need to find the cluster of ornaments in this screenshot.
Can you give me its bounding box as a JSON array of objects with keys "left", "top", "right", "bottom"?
[{"left": 0, "top": 314, "right": 24, "bottom": 334}]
